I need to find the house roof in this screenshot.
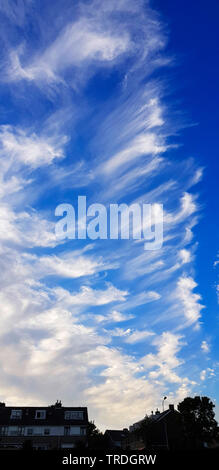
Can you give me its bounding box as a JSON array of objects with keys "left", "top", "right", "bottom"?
[
  {"left": 0, "top": 405, "right": 88, "bottom": 426},
  {"left": 130, "top": 407, "right": 179, "bottom": 430},
  {"left": 150, "top": 408, "right": 179, "bottom": 423},
  {"left": 151, "top": 409, "right": 172, "bottom": 422}
]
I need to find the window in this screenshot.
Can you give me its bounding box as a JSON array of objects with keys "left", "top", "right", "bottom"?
[
  {"left": 9, "top": 427, "right": 26, "bottom": 436},
  {"left": 33, "top": 444, "right": 48, "bottom": 450},
  {"left": 27, "top": 428, "right": 33, "bottom": 435},
  {"left": 64, "top": 426, "right": 70, "bottom": 436},
  {"left": 9, "top": 427, "right": 19, "bottom": 436},
  {"left": 71, "top": 427, "right": 80, "bottom": 435},
  {"left": 35, "top": 410, "right": 46, "bottom": 419},
  {"left": 0, "top": 426, "right": 8, "bottom": 435},
  {"left": 44, "top": 428, "right": 50, "bottom": 435},
  {"left": 18, "top": 427, "right": 24, "bottom": 436},
  {"left": 61, "top": 443, "right": 75, "bottom": 449},
  {"left": 10, "top": 410, "right": 22, "bottom": 419},
  {"left": 34, "top": 428, "right": 43, "bottom": 435},
  {"left": 64, "top": 411, "right": 84, "bottom": 420}
]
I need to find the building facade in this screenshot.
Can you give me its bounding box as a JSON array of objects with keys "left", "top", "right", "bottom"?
[{"left": 0, "top": 401, "right": 88, "bottom": 450}]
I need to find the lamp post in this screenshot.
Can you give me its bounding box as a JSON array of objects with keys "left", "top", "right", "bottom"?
[
  {"left": 162, "top": 396, "right": 167, "bottom": 412},
  {"left": 162, "top": 396, "right": 168, "bottom": 450}
]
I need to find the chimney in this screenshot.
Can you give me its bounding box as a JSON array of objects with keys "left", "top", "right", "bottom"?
[
  {"left": 169, "top": 404, "right": 174, "bottom": 411},
  {"left": 155, "top": 408, "right": 160, "bottom": 415},
  {"left": 55, "top": 400, "right": 62, "bottom": 408}
]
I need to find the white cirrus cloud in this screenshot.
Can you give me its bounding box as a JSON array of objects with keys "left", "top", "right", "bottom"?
[
  {"left": 28, "top": 251, "right": 112, "bottom": 279},
  {"left": 178, "top": 249, "right": 192, "bottom": 265},
  {"left": 94, "top": 310, "right": 135, "bottom": 324},
  {"left": 53, "top": 283, "right": 128, "bottom": 307},
  {"left": 141, "top": 332, "right": 187, "bottom": 384},
  {"left": 201, "top": 340, "right": 210, "bottom": 354},
  {"left": 8, "top": 21, "right": 130, "bottom": 84},
  {"left": 100, "top": 133, "right": 167, "bottom": 175},
  {"left": 125, "top": 329, "right": 155, "bottom": 344},
  {"left": 200, "top": 368, "right": 215, "bottom": 381},
  {"left": 0, "top": 125, "right": 68, "bottom": 168},
  {"left": 165, "top": 192, "right": 198, "bottom": 224},
  {"left": 0, "top": 204, "right": 58, "bottom": 248},
  {"left": 3, "top": 0, "right": 166, "bottom": 90},
  {"left": 176, "top": 276, "right": 205, "bottom": 327}
]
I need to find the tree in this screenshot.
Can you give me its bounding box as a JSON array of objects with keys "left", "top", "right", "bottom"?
[
  {"left": 133, "top": 416, "right": 154, "bottom": 449},
  {"left": 178, "top": 396, "right": 219, "bottom": 448},
  {"left": 87, "top": 421, "right": 106, "bottom": 450}
]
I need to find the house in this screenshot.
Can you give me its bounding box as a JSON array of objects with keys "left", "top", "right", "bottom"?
[
  {"left": 0, "top": 401, "right": 88, "bottom": 450},
  {"left": 128, "top": 404, "right": 184, "bottom": 451},
  {"left": 104, "top": 429, "right": 129, "bottom": 450}
]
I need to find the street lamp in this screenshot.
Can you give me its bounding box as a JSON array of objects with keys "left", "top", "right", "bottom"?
[{"left": 162, "top": 396, "right": 167, "bottom": 412}]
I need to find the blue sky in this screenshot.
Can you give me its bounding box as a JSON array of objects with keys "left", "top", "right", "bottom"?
[{"left": 0, "top": 0, "right": 218, "bottom": 430}]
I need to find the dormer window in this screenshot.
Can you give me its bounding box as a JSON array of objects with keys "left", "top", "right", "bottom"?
[
  {"left": 10, "top": 410, "right": 22, "bottom": 419},
  {"left": 35, "top": 410, "right": 46, "bottom": 419},
  {"left": 65, "top": 411, "right": 84, "bottom": 420}
]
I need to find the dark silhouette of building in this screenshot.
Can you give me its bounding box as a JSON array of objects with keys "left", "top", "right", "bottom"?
[
  {"left": 128, "top": 404, "right": 184, "bottom": 451},
  {"left": 0, "top": 401, "right": 88, "bottom": 450},
  {"left": 104, "top": 429, "right": 129, "bottom": 450}
]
